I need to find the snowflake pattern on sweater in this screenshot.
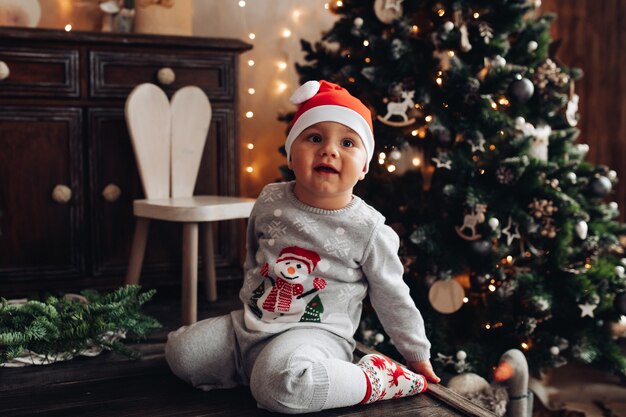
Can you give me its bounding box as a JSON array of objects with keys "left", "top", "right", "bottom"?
[{"left": 240, "top": 182, "right": 432, "bottom": 363}]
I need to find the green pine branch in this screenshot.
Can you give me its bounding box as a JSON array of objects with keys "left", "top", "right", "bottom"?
[{"left": 0, "top": 285, "right": 161, "bottom": 364}]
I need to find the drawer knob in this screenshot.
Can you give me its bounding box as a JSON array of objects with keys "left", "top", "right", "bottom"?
[
  {"left": 52, "top": 184, "right": 72, "bottom": 204},
  {"left": 157, "top": 67, "right": 176, "bottom": 85},
  {"left": 102, "top": 183, "right": 122, "bottom": 203},
  {"left": 0, "top": 61, "right": 9, "bottom": 81}
]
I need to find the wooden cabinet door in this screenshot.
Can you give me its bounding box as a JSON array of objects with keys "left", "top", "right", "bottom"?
[
  {"left": 87, "top": 108, "right": 181, "bottom": 283},
  {"left": 0, "top": 107, "right": 84, "bottom": 287}
]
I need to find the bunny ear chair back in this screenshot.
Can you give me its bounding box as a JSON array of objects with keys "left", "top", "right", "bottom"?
[{"left": 124, "top": 83, "right": 256, "bottom": 325}]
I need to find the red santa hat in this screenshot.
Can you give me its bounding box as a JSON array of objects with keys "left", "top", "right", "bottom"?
[
  {"left": 277, "top": 246, "right": 321, "bottom": 274},
  {"left": 285, "top": 80, "right": 375, "bottom": 173}
]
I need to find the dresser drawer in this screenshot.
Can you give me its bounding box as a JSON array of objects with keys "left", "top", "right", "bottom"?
[
  {"left": 89, "top": 51, "right": 236, "bottom": 100},
  {"left": 0, "top": 48, "right": 79, "bottom": 98}
]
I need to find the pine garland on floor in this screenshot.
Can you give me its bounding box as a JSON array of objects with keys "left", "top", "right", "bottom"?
[{"left": 0, "top": 285, "right": 161, "bottom": 365}]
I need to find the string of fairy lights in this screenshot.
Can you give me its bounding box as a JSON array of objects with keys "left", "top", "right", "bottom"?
[{"left": 238, "top": 0, "right": 333, "bottom": 178}]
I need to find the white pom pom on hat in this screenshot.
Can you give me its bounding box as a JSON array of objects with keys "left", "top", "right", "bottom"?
[
  {"left": 290, "top": 80, "right": 321, "bottom": 104},
  {"left": 286, "top": 80, "right": 375, "bottom": 173}
]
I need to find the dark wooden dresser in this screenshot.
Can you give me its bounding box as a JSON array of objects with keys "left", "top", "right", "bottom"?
[{"left": 0, "top": 27, "right": 252, "bottom": 297}]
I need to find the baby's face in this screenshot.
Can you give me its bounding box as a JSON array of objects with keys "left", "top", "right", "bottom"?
[{"left": 288, "top": 121, "right": 368, "bottom": 210}]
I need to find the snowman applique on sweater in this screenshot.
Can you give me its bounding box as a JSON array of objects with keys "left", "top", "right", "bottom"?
[{"left": 249, "top": 246, "right": 327, "bottom": 323}]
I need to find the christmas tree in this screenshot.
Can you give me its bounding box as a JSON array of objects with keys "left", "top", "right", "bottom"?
[
  {"left": 300, "top": 295, "right": 325, "bottom": 323},
  {"left": 290, "top": 0, "right": 626, "bottom": 378}
]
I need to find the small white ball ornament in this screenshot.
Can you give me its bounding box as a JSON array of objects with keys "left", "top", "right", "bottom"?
[
  {"left": 527, "top": 41, "right": 538, "bottom": 52},
  {"left": 615, "top": 265, "right": 625, "bottom": 278},
  {"left": 456, "top": 350, "right": 467, "bottom": 361},
  {"left": 375, "top": 333, "right": 385, "bottom": 343},
  {"left": 443, "top": 21, "right": 455, "bottom": 32},
  {"left": 565, "top": 172, "right": 577, "bottom": 184},
  {"left": 488, "top": 218, "right": 500, "bottom": 230},
  {"left": 550, "top": 346, "right": 560, "bottom": 356},
  {"left": 576, "top": 144, "right": 590, "bottom": 155},
  {"left": 493, "top": 55, "right": 507, "bottom": 68},
  {"left": 608, "top": 170, "right": 618, "bottom": 181},
  {"left": 390, "top": 149, "right": 402, "bottom": 161},
  {"left": 574, "top": 220, "right": 588, "bottom": 240},
  {"left": 354, "top": 17, "right": 364, "bottom": 28}
]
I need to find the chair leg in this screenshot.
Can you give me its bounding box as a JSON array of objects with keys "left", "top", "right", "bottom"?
[
  {"left": 202, "top": 223, "right": 218, "bottom": 302},
  {"left": 181, "top": 222, "right": 199, "bottom": 325},
  {"left": 126, "top": 218, "right": 151, "bottom": 285}
]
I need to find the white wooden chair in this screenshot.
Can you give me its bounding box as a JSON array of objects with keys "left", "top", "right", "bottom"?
[{"left": 124, "top": 83, "right": 255, "bottom": 325}]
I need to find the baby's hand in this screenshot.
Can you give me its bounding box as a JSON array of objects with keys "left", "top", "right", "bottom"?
[{"left": 408, "top": 359, "right": 440, "bottom": 383}]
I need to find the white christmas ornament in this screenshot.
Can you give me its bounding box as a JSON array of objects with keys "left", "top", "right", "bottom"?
[
  {"left": 389, "top": 149, "right": 402, "bottom": 160},
  {"left": 528, "top": 124, "right": 551, "bottom": 162},
  {"left": 456, "top": 204, "right": 487, "bottom": 241},
  {"left": 290, "top": 80, "right": 321, "bottom": 104},
  {"left": 469, "top": 136, "right": 486, "bottom": 153},
  {"left": 566, "top": 93, "right": 579, "bottom": 126},
  {"left": 615, "top": 265, "right": 625, "bottom": 278},
  {"left": 565, "top": 172, "right": 577, "bottom": 184},
  {"left": 488, "top": 217, "right": 500, "bottom": 230},
  {"left": 527, "top": 41, "right": 538, "bottom": 52},
  {"left": 443, "top": 21, "right": 455, "bottom": 32},
  {"left": 574, "top": 220, "right": 588, "bottom": 240},
  {"left": 608, "top": 170, "right": 618, "bottom": 181},
  {"left": 432, "top": 156, "right": 452, "bottom": 169},
  {"left": 378, "top": 90, "right": 416, "bottom": 126},
  {"left": 515, "top": 116, "right": 536, "bottom": 137},
  {"left": 373, "top": 0, "right": 404, "bottom": 24},
  {"left": 549, "top": 346, "right": 560, "bottom": 356},
  {"left": 576, "top": 143, "right": 590, "bottom": 156},
  {"left": 578, "top": 302, "right": 597, "bottom": 318},
  {"left": 459, "top": 24, "right": 472, "bottom": 52},
  {"left": 502, "top": 216, "right": 521, "bottom": 246},
  {"left": 493, "top": 55, "right": 507, "bottom": 68},
  {"left": 353, "top": 17, "right": 364, "bottom": 28}
]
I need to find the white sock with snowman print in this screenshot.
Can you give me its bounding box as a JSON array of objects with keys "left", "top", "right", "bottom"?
[{"left": 357, "top": 354, "right": 427, "bottom": 404}]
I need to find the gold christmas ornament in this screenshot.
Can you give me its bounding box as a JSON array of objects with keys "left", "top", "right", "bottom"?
[{"left": 428, "top": 279, "right": 465, "bottom": 314}]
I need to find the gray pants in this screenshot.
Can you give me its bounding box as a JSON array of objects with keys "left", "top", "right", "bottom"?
[{"left": 165, "top": 309, "right": 367, "bottom": 414}]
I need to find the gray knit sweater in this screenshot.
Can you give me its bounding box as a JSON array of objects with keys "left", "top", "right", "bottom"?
[{"left": 240, "top": 181, "right": 431, "bottom": 362}]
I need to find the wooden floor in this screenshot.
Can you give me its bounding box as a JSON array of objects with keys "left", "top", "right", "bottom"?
[{"left": 0, "top": 282, "right": 492, "bottom": 417}]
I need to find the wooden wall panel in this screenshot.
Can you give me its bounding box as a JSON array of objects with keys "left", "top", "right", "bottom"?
[{"left": 541, "top": 0, "right": 626, "bottom": 220}]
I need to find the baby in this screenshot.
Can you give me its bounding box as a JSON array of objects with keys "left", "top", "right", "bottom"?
[{"left": 165, "top": 80, "right": 439, "bottom": 414}]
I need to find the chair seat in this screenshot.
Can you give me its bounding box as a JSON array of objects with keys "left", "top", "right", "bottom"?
[{"left": 134, "top": 196, "right": 256, "bottom": 222}]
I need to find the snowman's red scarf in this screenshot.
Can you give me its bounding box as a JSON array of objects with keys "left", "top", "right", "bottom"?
[{"left": 262, "top": 277, "right": 304, "bottom": 312}]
